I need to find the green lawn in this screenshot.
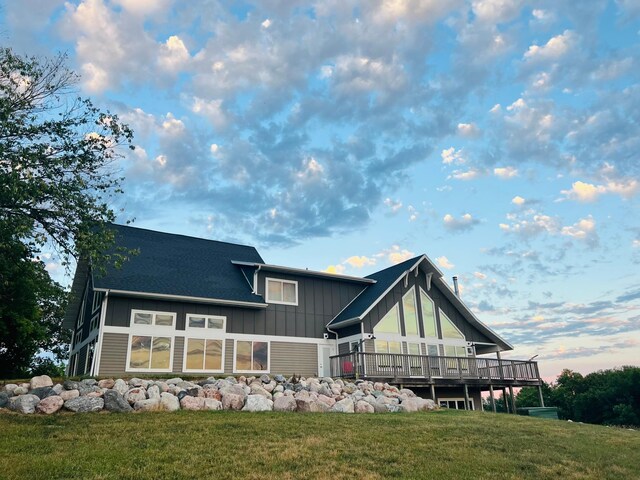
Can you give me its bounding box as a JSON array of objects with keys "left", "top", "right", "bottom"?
[{"left": 0, "top": 409, "right": 637, "bottom": 480}]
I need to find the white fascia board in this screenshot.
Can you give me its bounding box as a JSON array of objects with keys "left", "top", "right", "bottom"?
[
  {"left": 92, "top": 288, "right": 268, "bottom": 309},
  {"left": 231, "top": 261, "right": 376, "bottom": 284}
]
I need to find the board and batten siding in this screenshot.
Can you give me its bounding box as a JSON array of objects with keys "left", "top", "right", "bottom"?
[
  {"left": 270, "top": 342, "right": 318, "bottom": 377},
  {"left": 172, "top": 337, "right": 184, "bottom": 374},
  {"left": 98, "top": 332, "right": 128, "bottom": 376},
  {"left": 224, "top": 339, "right": 234, "bottom": 375}
]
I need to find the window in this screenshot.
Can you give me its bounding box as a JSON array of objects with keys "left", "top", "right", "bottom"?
[
  {"left": 185, "top": 338, "right": 224, "bottom": 372},
  {"left": 407, "top": 342, "right": 422, "bottom": 370},
  {"left": 265, "top": 278, "right": 298, "bottom": 305},
  {"left": 128, "top": 336, "right": 173, "bottom": 371},
  {"left": 91, "top": 292, "right": 103, "bottom": 313},
  {"left": 375, "top": 340, "right": 402, "bottom": 354},
  {"left": 439, "top": 309, "right": 464, "bottom": 339},
  {"left": 76, "top": 288, "right": 87, "bottom": 329},
  {"left": 131, "top": 310, "right": 176, "bottom": 327},
  {"left": 235, "top": 340, "right": 269, "bottom": 372},
  {"left": 438, "top": 399, "right": 474, "bottom": 410},
  {"left": 420, "top": 289, "right": 437, "bottom": 337},
  {"left": 402, "top": 289, "right": 419, "bottom": 336},
  {"left": 186, "top": 314, "right": 225, "bottom": 331},
  {"left": 85, "top": 340, "right": 96, "bottom": 374},
  {"left": 407, "top": 342, "right": 421, "bottom": 356},
  {"left": 90, "top": 313, "right": 100, "bottom": 331},
  {"left": 373, "top": 304, "right": 400, "bottom": 334},
  {"left": 427, "top": 344, "right": 439, "bottom": 356},
  {"left": 350, "top": 341, "right": 360, "bottom": 353}
]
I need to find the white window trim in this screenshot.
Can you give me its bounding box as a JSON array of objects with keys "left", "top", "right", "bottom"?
[
  {"left": 402, "top": 287, "right": 420, "bottom": 337},
  {"left": 373, "top": 303, "right": 401, "bottom": 335},
  {"left": 438, "top": 308, "right": 465, "bottom": 340},
  {"left": 185, "top": 313, "right": 227, "bottom": 333},
  {"left": 130, "top": 309, "right": 177, "bottom": 329},
  {"left": 438, "top": 398, "right": 475, "bottom": 410},
  {"left": 265, "top": 277, "right": 298, "bottom": 306},
  {"left": 182, "top": 337, "right": 226, "bottom": 374},
  {"left": 233, "top": 339, "right": 271, "bottom": 374},
  {"left": 125, "top": 333, "right": 175, "bottom": 373},
  {"left": 84, "top": 340, "right": 96, "bottom": 375},
  {"left": 91, "top": 292, "right": 103, "bottom": 313}
]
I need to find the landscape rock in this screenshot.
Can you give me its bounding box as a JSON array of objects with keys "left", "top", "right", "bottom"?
[
  {"left": 125, "top": 388, "right": 147, "bottom": 405},
  {"left": 52, "top": 384, "right": 63, "bottom": 394},
  {"left": 134, "top": 398, "right": 161, "bottom": 411},
  {"left": 59, "top": 389, "right": 80, "bottom": 401},
  {"left": 274, "top": 374, "right": 286, "bottom": 383},
  {"left": 331, "top": 398, "right": 354, "bottom": 413},
  {"left": 0, "top": 392, "right": 8, "bottom": 408},
  {"left": 222, "top": 392, "right": 245, "bottom": 411},
  {"left": 147, "top": 385, "right": 161, "bottom": 400},
  {"left": 4, "top": 384, "right": 18, "bottom": 396},
  {"left": 355, "top": 400, "right": 375, "bottom": 414},
  {"left": 30, "top": 375, "right": 53, "bottom": 390},
  {"left": 165, "top": 377, "right": 183, "bottom": 385},
  {"left": 203, "top": 398, "right": 223, "bottom": 411},
  {"left": 82, "top": 378, "right": 98, "bottom": 387},
  {"left": 9, "top": 394, "right": 41, "bottom": 414},
  {"left": 203, "top": 389, "right": 222, "bottom": 401},
  {"left": 13, "top": 386, "right": 28, "bottom": 396},
  {"left": 36, "top": 396, "right": 64, "bottom": 414},
  {"left": 63, "top": 380, "right": 79, "bottom": 391},
  {"left": 98, "top": 379, "right": 115, "bottom": 389},
  {"left": 104, "top": 390, "right": 133, "bottom": 413},
  {"left": 242, "top": 394, "right": 273, "bottom": 412},
  {"left": 317, "top": 394, "right": 336, "bottom": 408},
  {"left": 160, "top": 393, "right": 180, "bottom": 412},
  {"left": 274, "top": 395, "right": 297, "bottom": 412},
  {"left": 180, "top": 396, "right": 205, "bottom": 411},
  {"left": 259, "top": 374, "right": 271, "bottom": 384},
  {"left": 64, "top": 396, "right": 104, "bottom": 413},
  {"left": 113, "top": 379, "right": 128, "bottom": 395},
  {"left": 129, "top": 378, "right": 144, "bottom": 387},
  {"left": 28, "top": 386, "right": 55, "bottom": 400}
]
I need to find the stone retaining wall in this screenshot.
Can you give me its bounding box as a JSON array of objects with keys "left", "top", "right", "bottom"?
[{"left": 0, "top": 374, "right": 437, "bottom": 414}]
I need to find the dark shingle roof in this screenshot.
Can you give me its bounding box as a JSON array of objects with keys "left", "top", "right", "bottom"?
[
  {"left": 94, "top": 224, "right": 265, "bottom": 304},
  {"left": 328, "top": 255, "right": 423, "bottom": 326}
]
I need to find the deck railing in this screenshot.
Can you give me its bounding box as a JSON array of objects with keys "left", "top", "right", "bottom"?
[{"left": 329, "top": 352, "right": 540, "bottom": 383}]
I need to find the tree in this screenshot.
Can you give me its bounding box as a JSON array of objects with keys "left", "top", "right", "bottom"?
[
  {"left": 515, "top": 382, "right": 553, "bottom": 408},
  {"left": 0, "top": 48, "right": 134, "bottom": 376}
]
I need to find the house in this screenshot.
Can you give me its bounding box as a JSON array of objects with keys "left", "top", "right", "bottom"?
[{"left": 64, "top": 224, "right": 543, "bottom": 411}]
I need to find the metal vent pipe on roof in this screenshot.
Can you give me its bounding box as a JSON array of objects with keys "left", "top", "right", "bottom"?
[{"left": 453, "top": 276, "right": 460, "bottom": 297}]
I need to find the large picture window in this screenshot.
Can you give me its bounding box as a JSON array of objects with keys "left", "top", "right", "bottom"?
[
  {"left": 185, "top": 338, "right": 224, "bottom": 372},
  {"left": 235, "top": 340, "right": 269, "bottom": 372},
  {"left": 373, "top": 304, "right": 400, "bottom": 334},
  {"left": 420, "top": 289, "right": 437, "bottom": 338},
  {"left": 265, "top": 278, "right": 298, "bottom": 305},
  {"left": 402, "top": 288, "right": 419, "bottom": 336},
  {"left": 129, "top": 336, "right": 172, "bottom": 371}
]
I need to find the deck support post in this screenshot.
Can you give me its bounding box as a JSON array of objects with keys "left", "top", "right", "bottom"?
[
  {"left": 430, "top": 384, "right": 436, "bottom": 402},
  {"left": 538, "top": 385, "right": 545, "bottom": 408},
  {"left": 463, "top": 384, "right": 471, "bottom": 411},
  {"left": 489, "top": 385, "right": 496, "bottom": 413},
  {"left": 502, "top": 387, "right": 509, "bottom": 413},
  {"left": 509, "top": 385, "right": 516, "bottom": 414}
]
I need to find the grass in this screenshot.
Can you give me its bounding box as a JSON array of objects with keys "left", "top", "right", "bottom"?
[{"left": 0, "top": 409, "right": 637, "bottom": 480}]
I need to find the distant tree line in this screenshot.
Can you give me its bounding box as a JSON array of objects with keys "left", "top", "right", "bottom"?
[{"left": 484, "top": 367, "right": 640, "bottom": 426}]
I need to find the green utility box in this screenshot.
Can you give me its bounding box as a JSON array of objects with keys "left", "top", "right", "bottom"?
[{"left": 516, "top": 407, "right": 559, "bottom": 419}]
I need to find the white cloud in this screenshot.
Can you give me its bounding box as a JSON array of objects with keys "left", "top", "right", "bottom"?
[
  {"left": 261, "top": 18, "right": 272, "bottom": 29},
  {"left": 323, "top": 264, "right": 346, "bottom": 275},
  {"left": 161, "top": 113, "right": 185, "bottom": 136},
  {"left": 560, "top": 215, "right": 596, "bottom": 240},
  {"left": 443, "top": 213, "right": 480, "bottom": 232},
  {"left": 191, "top": 97, "right": 227, "bottom": 130},
  {"left": 494, "top": 166, "right": 518, "bottom": 178},
  {"left": 512, "top": 196, "right": 526, "bottom": 205},
  {"left": 524, "top": 30, "right": 577, "bottom": 62},
  {"left": 159, "top": 35, "right": 190, "bottom": 73},
  {"left": 473, "top": 271, "right": 487, "bottom": 279},
  {"left": 384, "top": 197, "right": 403, "bottom": 213},
  {"left": 472, "top": 0, "right": 524, "bottom": 24},
  {"left": 376, "top": 245, "right": 415, "bottom": 265},
  {"left": 457, "top": 123, "right": 480, "bottom": 137},
  {"left": 344, "top": 256, "right": 377, "bottom": 268},
  {"left": 561, "top": 178, "right": 639, "bottom": 202},
  {"left": 499, "top": 209, "right": 559, "bottom": 237},
  {"left": 210, "top": 144, "right": 219, "bottom": 154},
  {"left": 450, "top": 168, "right": 483, "bottom": 180},
  {"left": 436, "top": 255, "right": 454, "bottom": 270},
  {"left": 441, "top": 147, "right": 466, "bottom": 165},
  {"left": 81, "top": 62, "right": 109, "bottom": 93}
]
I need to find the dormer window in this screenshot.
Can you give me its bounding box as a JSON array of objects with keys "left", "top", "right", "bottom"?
[{"left": 266, "top": 278, "right": 298, "bottom": 305}]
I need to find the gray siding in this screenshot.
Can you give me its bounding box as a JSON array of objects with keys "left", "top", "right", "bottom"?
[
  {"left": 76, "top": 344, "right": 88, "bottom": 376},
  {"left": 362, "top": 272, "right": 493, "bottom": 344},
  {"left": 270, "top": 342, "right": 318, "bottom": 377},
  {"left": 338, "top": 342, "right": 350, "bottom": 355},
  {"left": 98, "top": 332, "right": 128, "bottom": 376},
  {"left": 173, "top": 336, "right": 184, "bottom": 373},
  {"left": 224, "top": 339, "right": 234, "bottom": 375}
]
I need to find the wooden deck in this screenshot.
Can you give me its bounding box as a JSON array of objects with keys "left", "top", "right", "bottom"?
[{"left": 329, "top": 352, "right": 542, "bottom": 387}]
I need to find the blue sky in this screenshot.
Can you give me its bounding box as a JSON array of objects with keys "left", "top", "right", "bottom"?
[{"left": 4, "top": 0, "right": 639, "bottom": 380}]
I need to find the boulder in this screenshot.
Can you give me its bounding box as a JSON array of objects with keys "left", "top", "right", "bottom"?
[
  {"left": 28, "top": 386, "right": 55, "bottom": 400},
  {"left": 180, "top": 396, "right": 205, "bottom": 411},
  {"left": 63, "top": 380, "right": 79, "bottom": 391},
  {"left": 355, "top": 400, "right": 375, "bottom": 414},
  {"left": 134, "top": 398, "right": 161, "bottom": 411},
  {"left": 113, "top": 379, "right": 128, "bottom": 395},
  {"left": 249, "top": 384, "right": 272, "bottom": 399},
  {"left": 0, "top": 392, "right": 8, "bottom": 408},
  {"left": 36, "top": 396, "right": 64, "bottom": 414},
  {"left": 222, "top": 392, "right": 245, "bottom": 411},
  {"left": 263, "top": 381, "right": 276, "bottom": 393},
  {"left": 52, "top": 384, "right": 63, "bottom": 395},
  {"left": 318, "top": 384, "right": 333, "bottom": 397},
  {"left": 30, "top": 375, "right": 53, "bottom": 390},
  {"left": 242, "top": 394, "right": 273, "bottom": 412},
  {"left": 4, "top": 384, "right": 18, "bottom": 396},
  {"left": 273, "top": 395, "right": 297, "bottom": 412},
  {"left": 203, "top": 389, "right": 222, "bottom": 401},
  {"left": 98, "top": 379, "right": 115, "bottom": 389},
  {"left": 147, "top": 385, "right": 161, "bottom": 400},
  {"left": 13, "top": 386, "right": 29, "bottom": 396},
  {"left": 103, "top": 390, "right": 133, "bottom": 413},
  {"left": 59, "top": 389, "right": 80, "bottom": 401},
  {"left": 203, "top": 398, "right": 223, "bottom": 411},
  {"left": 9, "top": 394, "right": 41, "bottom": 414},
  {"left": 160, "top": 393, "right": 180, "bottom": 412},
  {"left": 331, "top": 398, "right": 355, "bottom": 413},
  {"left": 259, "top": 374, "right": 271, "bottom": 384},
  {"left": 82, "top": 378, "right": 98, "bottom": 387},
  {"left": 64, "top": 396, "right": 104, "bottom": 413},
  {"left": 165, "top": 377, "right": 183, "bottom": 385},
  {"left": 343, "top": 383, "right": 357, "bottom": 394},
  {"left": 129, "top": 378, "right": 144, "bottom": 387},
  {"left": 125, "top": 388, "right": 147, "bottom": 405},
  {"left": 317, "top": 394, "right": 336, "bottom": 408},
  {"left": 86, "top": 391, "right": 104, "bottom": 398},
  {"left": 400, "top": 388, "right": 415, "bottom": 397},
  {"left": 274, "top": 374, "right": 286, "bottom": 383}
]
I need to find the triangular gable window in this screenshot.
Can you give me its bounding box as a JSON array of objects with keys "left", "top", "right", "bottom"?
[
  {"left": 402, "top": 288, "right": 419, "bottom": 336},
  {"left": 420, "top": 288, "right": 437, "bottom": 338},
  {"left": 373, "top": 304, "right": 400, "bottom": 334},
  {"left": 439, "top": 309, "right": 465, "bottom": 340}
]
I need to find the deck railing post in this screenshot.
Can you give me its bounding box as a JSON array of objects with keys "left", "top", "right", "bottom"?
[
  {"left": 457, "top": 357, "right": 463, "bottom": 379},
  {"left": 489, "top": 385, "right": 496, "bottom": 413}
]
